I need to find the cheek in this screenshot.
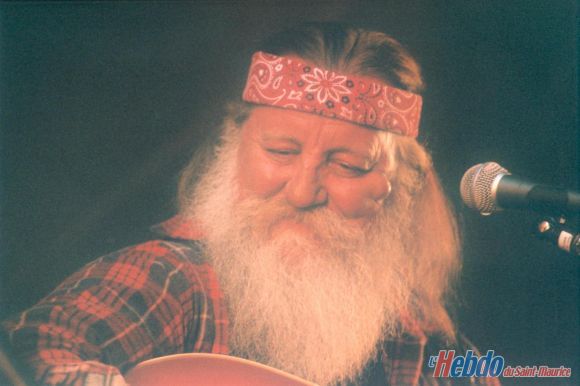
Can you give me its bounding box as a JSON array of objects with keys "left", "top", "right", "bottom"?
[
  {"left": 237, "top": 146, "right": 288, "bottom": 199},
  {"left": 325, "top": 174, "right": 391, "bottom": 218}
]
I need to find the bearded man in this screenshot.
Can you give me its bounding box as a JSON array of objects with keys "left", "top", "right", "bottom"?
[{"left": 3, "top": 23, "right": 499, "bottom": 386}]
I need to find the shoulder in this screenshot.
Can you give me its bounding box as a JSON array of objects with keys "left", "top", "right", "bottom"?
[
  {"left": 51, "top": 239, "right": 218, "bottom": 298},
  {"left": 102, "top": 239, "right": 207, "bottom": 266}
]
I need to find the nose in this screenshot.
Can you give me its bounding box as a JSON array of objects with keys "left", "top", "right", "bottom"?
[{"left": 285, "top": 162, "right": 328, "bottom": 210}]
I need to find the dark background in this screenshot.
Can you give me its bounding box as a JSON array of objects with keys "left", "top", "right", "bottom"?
[{"left": 0, "top": 1, "right": 577, "bottom": 385}]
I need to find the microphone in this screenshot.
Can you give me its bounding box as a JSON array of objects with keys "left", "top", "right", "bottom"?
[{"left": 460, "top": 162, "right": 580, "bottom": 215}]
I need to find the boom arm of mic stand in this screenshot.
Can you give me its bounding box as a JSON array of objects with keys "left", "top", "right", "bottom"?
[{"left": 535, "top": 217, "right": 580, "bottom": 257}]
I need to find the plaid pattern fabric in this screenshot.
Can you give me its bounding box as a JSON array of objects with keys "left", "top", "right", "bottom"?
[
  {"left": 4, "top": 216, "right": 499, "bottom": 385},
  {"left": 4, "top": 229, "right": 228, "bottom": 385}
]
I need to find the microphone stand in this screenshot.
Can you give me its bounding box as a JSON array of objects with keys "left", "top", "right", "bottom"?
[{"left": 535, "top": 216, "right": 580, "bottom": 257}]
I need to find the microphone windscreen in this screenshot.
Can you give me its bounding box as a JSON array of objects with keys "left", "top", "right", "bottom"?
[{"left": 460, "top": 162, "right": 509, "bottom": 214}]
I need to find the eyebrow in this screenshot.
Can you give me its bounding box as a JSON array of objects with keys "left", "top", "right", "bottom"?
[
  {"left": 329, "top": 146, "right": 381, "bottom": 164},
  {"left": 260, "top": 133, "right": 302, "bottom": 146},
  {"left": 260, "top": 131, "right": 383, "bottom": 161}
]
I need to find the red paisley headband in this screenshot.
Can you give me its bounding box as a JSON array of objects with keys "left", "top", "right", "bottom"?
[{"left": 242, "top": 51, "right": 422, "bottom": 137}]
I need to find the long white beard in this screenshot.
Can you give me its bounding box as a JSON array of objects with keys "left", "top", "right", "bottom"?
[{"left": 190, "top": 133, "right": 415, "bottom": 385}]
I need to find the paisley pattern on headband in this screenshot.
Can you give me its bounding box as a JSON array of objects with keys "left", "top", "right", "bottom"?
[{"left": 242, "top": 51, "right": 422, "bottom": 137}]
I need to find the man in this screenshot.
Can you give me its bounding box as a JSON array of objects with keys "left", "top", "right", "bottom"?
[{"left": 3, "top": 23, "right": 498, "bottom": 385}]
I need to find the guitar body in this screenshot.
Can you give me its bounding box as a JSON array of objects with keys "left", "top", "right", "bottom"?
[{"left": 125, "top": 353, "right": 317, "bottom": 386}]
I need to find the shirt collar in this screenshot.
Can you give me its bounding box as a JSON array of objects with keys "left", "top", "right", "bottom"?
[{"left": 151, "top": 215, "right": 205, "bottom": 241}]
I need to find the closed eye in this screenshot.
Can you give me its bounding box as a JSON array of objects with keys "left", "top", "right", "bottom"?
[
  {"left": 332, "top": 161, "right": 371, "bottom": 177},
  {"left": 266, "top": 148, "right": 298, "bottom": 155},
  {"left": 266, "top": 148, "right": 299, "bottom": 155}
]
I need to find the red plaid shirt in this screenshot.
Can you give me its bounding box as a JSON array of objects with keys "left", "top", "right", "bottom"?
[{"left": 4, "top": 216, "right": 499, "bottom": 386}]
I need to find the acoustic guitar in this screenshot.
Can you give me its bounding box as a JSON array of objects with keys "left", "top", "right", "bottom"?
[{"left": 125, "top": 353, "right": 317, "bottom": 386}]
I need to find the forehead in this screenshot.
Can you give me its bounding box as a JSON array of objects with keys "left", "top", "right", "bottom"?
[{"left": 242, "top": 107, "right": 386, "bottom": 154}]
